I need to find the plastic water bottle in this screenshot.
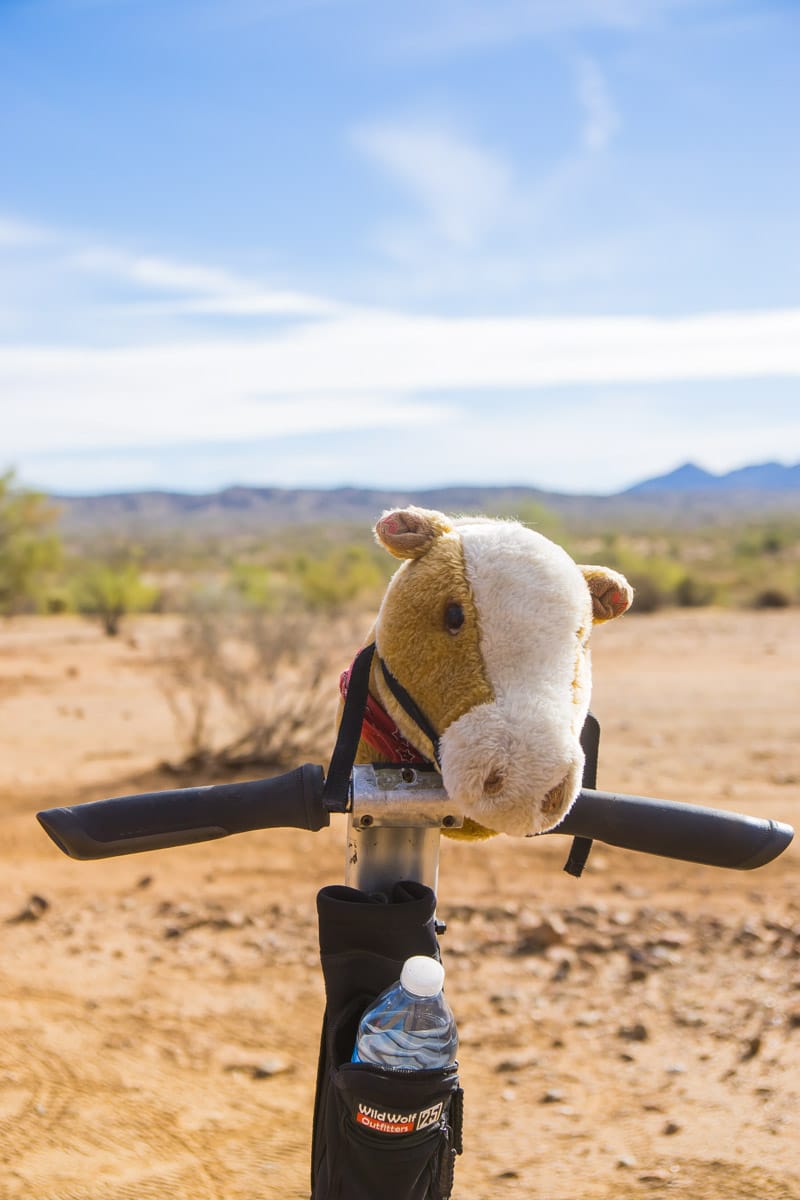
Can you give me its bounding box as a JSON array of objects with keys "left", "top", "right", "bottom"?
[{"left": 352, "top": 955, "right": 458, "bottom": 1070}]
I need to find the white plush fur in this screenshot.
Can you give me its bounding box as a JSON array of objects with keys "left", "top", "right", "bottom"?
[{"left": 439, "top": 519, "right": 594, "bottom": 836}]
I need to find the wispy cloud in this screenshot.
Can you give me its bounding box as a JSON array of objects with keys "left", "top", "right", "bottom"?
[
  {"left": 352, "top": 121, "right": 515, "bottom": 248},
  {"left": 0, "top": 212, "right": 341, "bottom": 325},
  {"left": 68, "top": 246, "right": 342, "bottom": 317},
  {"left": 351, "top": 58, "right": 618, "bottom": 291},
  {"left": 575, "top": 56, "right": 619, "bottom": 152},
  {"left": 387, "top": 0, "right": 697, "bottom": 57},
  {"left": 0, "top": 214, "right": 53, "bottom": 248}
]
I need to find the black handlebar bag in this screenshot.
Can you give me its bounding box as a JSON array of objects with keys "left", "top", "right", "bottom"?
[{"left": 311, "top": 881, "right": 463, "bottom": 1200}]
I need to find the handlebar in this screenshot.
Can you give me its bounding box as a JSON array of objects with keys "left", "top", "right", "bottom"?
[
  {"left": 37, "top": 764, "right": 327, "bottom": 860},
  {"left": 36, "top": 764, "right": 793, "bottom": 869},
  {"left": 555, "top": 789, "right": 792, "bottom": 871}
]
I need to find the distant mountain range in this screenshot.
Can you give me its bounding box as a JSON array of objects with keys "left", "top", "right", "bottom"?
[
  {"left": 624, "top": 461, "right": 800, "bottom": 495},
  {"left": 50, "top": 461, "right": 800, "bottom": 538}
]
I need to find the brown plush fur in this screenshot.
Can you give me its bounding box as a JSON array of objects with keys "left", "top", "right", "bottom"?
[{"left": 339, "top": 508, "right": 632, "bottom": 842}]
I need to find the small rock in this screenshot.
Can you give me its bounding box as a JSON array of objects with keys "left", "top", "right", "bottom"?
[
  {"left": 618, "top": 1022, "right": 648, "bottom": 1042},
  {"left": 209, "top": 911, "right": 249, "bottom": 930},
  {"left": 224, "top": 1056, "right": 292, "bottom": 1079},
  {"left": 540, "top": 1089, "right": 564, "bottom": 1104},
  {"left": 252, "top": 1057, "right": 292, "bottom": 1079},
  {"left": 655, "top": 929, "right": 690, "bottom": 948},
  {"left": 740, "top": 1036, "right": 761, "bottom": 1062},
  {"left": 515, "top": 915, "right": 567, "bottom": 954},
  {"left": 6, "top": 895, "right": 49, "bottom": 924},
  {"left": 617, "top": 1155, "right": 637, "bottom": 1169},
  {"left": 662, "top": 1121, "right": 681, "bottom": 1135},
  {"left": 672, "top": 1008, "right": 705, "bottom": 1029},
  {"left": 489, "top": 991, "right": 519, "bottom": 1015},
  {"left": 496, "top": 1055, "right": 537, "bottom": 1074}
]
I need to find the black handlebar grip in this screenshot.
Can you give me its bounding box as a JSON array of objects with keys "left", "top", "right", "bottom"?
[
  {"left": 36, "top": 763, "right": 327, "bottom": 860},
  {"left": 553, "top": 788, "right": 794, "bottom": 870}
]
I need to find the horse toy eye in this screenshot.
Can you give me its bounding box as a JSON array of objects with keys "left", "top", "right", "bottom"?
[{"left": 444, "top": 602, "right": 465, "bottom": 635}]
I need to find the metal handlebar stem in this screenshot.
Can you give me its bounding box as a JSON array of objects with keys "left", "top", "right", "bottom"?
[{"left": 346, "top": 765, "right": 463, "bottom": 894}]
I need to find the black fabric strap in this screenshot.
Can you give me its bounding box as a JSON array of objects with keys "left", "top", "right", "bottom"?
[
  {"left": 563, "top": 712, "right": 600, "bottom": 877},
  {"left": 563, "top": 835, "right": 594, "bottom": 878},
  {"left": 322, "top": 642, "right": 376, "bottom": 812},
  {"left": 377, "top": 656, "right": 441, "bottom": 767}
]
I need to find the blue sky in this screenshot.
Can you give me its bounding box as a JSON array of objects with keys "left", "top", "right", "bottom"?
[{"left": 2, "top": 0, "right": 799, "bottom": 496}]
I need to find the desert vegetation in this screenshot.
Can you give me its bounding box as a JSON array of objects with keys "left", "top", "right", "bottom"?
[
  {"left": 2, "top": 466, "right": 799, "bottom": 775},
  {"left": 157, "top": 603, "right": 362, "bottom": 774},
  {"left": 2, "top": 469, "right": 798, "bottom": 625}
]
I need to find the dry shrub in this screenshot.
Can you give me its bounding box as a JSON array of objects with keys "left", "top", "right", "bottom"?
[
  {"left": 752, "top": 587, "right": 791, "bottom": 609},
  {"left": 159, "top": 605, "right": 363, "bottom": 772}
]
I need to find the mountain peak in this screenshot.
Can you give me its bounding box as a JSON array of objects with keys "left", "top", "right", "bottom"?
[
  {"left": 624, "top": 462, "right": 716, "bottom": 494},
  {"left": 625, "top": 460, "right": 800, "bottom": 495}
]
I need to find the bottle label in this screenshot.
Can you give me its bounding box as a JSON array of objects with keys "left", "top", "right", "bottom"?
[{"left": 355, "top": 1101, "right": 444, "bottom": 1136}]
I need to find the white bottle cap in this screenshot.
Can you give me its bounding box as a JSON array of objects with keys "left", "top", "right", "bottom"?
[{"left": 400, "top": 955, "right": 445, "bottom": 998}]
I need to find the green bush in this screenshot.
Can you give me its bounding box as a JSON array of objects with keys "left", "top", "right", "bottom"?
[
  {"left": 229, "top": 562, "right": 275, "bottom": 609},
  {"left": 674, "top": 574, "right": 715, "bottom": 607},
  {"left": 0, "top": 469, "right": 61, "bottom": 614},
  {"left": 293, "top": 544, "right": 386, "bottom": 612},
  {"left": 74, "top": 563, "right": 160, "bottom": 635},
  {"left": 623, "top": 572, "right": 664, "bottom": 613}
]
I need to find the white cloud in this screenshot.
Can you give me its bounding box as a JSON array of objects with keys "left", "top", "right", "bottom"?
[
  {"left": 19, "top": 387, "right": 799, "bottom": 496},
  {"left": 575, "top": 57, "right": 619, "bottom": 152},
  {"left": 4, "top": 307, "right": 800, "bottom": 467},
  {"left": 0, "top": 216, "right": 341, "bottom": 325},
  {"left": 389, "top": 0, "right": 695, "bottom": 57},
  {"left": 4, "top": 368, "right": 453, "bottom": 453},
  {"left": 68, "top": 246, "right": 342, "bottom": 317},
  {"left": 0, "top": 214, "right": 53, "bottom": 248},
  {"left": 352, "top": 121, "right": 515, "bottom": 247}
]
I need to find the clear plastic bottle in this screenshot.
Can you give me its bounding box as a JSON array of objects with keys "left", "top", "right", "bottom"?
[{"left": 351, "top": 955, "right": 458, "bottom": 1070}]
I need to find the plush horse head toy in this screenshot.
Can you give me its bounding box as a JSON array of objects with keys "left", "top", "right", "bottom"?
[{"left": 339, "top": 506, "right": 633, "bottom": 841}]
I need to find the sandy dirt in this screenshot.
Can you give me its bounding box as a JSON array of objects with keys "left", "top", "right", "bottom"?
[{"left": 1, "top": 610, "right": 798, "bottom": 1200}]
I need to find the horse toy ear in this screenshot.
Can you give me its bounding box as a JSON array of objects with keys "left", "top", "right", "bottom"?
[
  {"left": 374, "top": 507, "right": 453, "bottom": 560},
  {"left": 579, "top": 566, "right": 634, "bottom": 623}
]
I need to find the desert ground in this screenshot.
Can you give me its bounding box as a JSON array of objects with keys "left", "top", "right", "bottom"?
[{"left": 1, "top": 608, "right": 798, "bottom": 1200}]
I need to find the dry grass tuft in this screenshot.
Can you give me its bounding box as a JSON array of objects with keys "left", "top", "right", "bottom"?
[{"left": 158, "top": 605, "right": 366, "bottom": 773}]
